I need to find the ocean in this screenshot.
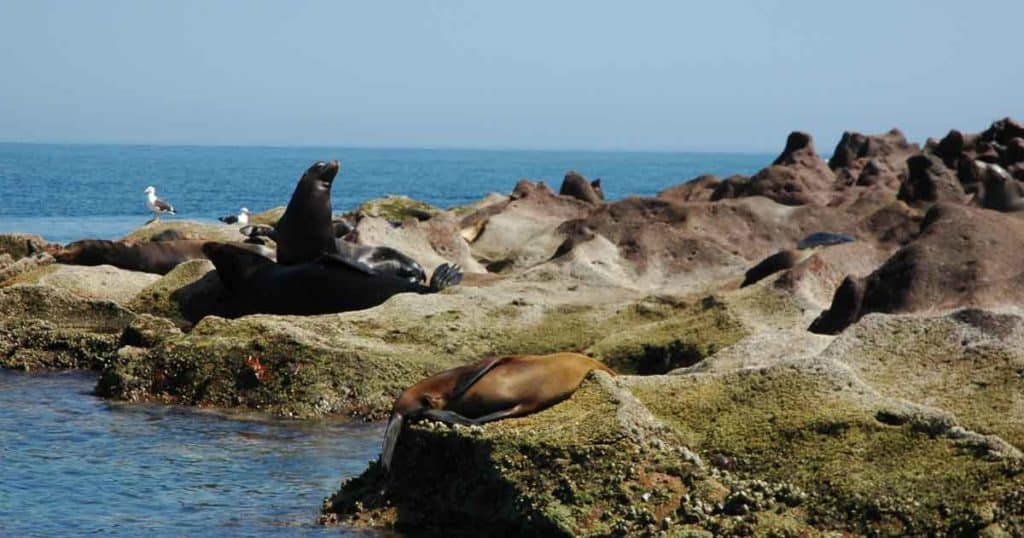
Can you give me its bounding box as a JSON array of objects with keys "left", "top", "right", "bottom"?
[{"left": 0, "top": 143, "right": 772, "bottom": 243}]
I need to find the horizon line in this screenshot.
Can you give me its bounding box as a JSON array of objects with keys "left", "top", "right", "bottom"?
[{"left": 0, "top": 138, "right": 781, "bottom": 156}]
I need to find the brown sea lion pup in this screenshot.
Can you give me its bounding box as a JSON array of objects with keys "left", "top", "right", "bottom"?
[{"left": 380, "top": 352, "right": 615, "bottom": 472}]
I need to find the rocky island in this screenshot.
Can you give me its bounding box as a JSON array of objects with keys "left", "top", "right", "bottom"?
[{"left": 3, "top": 118, "right": 1024, "bottom": 536}]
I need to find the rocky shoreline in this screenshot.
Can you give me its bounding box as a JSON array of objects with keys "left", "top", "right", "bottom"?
[{"left": 3, "top": 118, "right": 1024, "bottom": 535}]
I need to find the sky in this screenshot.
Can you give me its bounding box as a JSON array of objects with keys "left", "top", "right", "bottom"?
[{"left": 0, "top": 0, "right": 1022, "bottom": 152}]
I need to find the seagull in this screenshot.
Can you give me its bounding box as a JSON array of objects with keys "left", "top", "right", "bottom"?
[
  {"left": 144, "top": 186, "right": 176, "bottom": 222},
  {"left": 219, "top": 207, "right": 251, "bottom": 225}
]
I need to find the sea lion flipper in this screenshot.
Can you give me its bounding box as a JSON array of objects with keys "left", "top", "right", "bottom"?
[
  {"left": 420, "top": 409, "right": 479, "bottom": 426},
  {"left": 428, "top": 263, "right": 464, "bottom": 292},
  {"left": 450, "top": 355, "right": 508, "bottom": 401},
  {"left": 318, "top": 252, "right": 376, "bottom": 275},
  {"left": 469, "top": 404, "right": 528, "bottom": 424}
]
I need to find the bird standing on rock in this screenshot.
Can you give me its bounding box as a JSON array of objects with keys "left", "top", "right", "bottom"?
[
  {"left": 219, "top": 207, "right": 251, "bottom": 225},
  {"left": 144, "top": 186, "right": 177, "bottom": 223}
]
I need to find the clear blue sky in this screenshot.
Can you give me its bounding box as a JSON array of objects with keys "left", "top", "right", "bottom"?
[{"left": 1, "top": 1, "right": 1021, "bottom": 152}]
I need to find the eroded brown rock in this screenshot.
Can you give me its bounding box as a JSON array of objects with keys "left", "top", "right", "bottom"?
[{"left": 811, "top": 203, "right": 1024, "bottom": 333}]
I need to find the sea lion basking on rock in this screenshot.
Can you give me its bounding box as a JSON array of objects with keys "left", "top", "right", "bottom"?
[
  {"left": 274, "top": 160, "right": 428, "bottom": 283},
  {"left": 380, "top": 352, "right": 615, "bottom": 472},
  {"left": 203, "top": 243, "right": 460, "bottom": 316},
  {"left": 53, "top": 239, "right": 211, "bottom": 275}
]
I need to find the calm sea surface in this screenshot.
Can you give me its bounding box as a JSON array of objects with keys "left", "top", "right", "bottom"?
[
  {"left": 0, "top": 144, "right": 771, "bottom": 535},
  {"left": 0, "top": 143, "right": 771, "bottom": 243},
  {"left": 0, "top": 370, "right": 385, "bottom": 537}
]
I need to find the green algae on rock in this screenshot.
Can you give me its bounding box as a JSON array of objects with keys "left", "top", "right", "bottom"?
[
  {"left": 353, "top": 195, "right": 441, "bottom": 222},
  {"left": 0, "top": 233, "right": 47, "bottom": 260},
  {"left": 0, "top": 284, "right": 136, "bottom": 370}
]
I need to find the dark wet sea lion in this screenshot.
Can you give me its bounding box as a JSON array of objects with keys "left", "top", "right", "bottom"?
[
  {"left": 380, "top": 352, "right": 615, "bottom": 471},
  {"left": 332, "top": 218, "right": 354, "bottom": 238},
  {"left": 335, "top": 241, "right": 426, "bottom": 284},
  {"left": 740, "top": 232, "right": 856, "bottom": 288},
  {"left": 275, "top": 160, "right": 342, "bottom": 265},
  {"left": 271, "top": 160, "right": 428, "bottom": 282},
  {"left": 53, "top": 239, "right": 212, "bottom": 274},
  {"left": 243, "top": 222, "right": 425, "bottom": 283},
  {"left": 203, "top": 243, "right": 460, "bottom": 316}
]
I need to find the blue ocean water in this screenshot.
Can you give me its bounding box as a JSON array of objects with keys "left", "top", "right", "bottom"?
[
  {"left": 0, "top": 143, "right": 772, "bottom": 243},
  {"left": 0, "top": 370, "right": 385, "bottom": 537}
]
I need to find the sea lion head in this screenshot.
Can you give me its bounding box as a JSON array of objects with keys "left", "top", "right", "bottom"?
[
  {"left": 301, "top": 160, "right": 340, "bottom": 189},
  {"left": 380, "top": 377, "right": 450, "bottom": 472}
]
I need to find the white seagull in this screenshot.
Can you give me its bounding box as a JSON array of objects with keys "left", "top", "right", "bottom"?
[
  {"left": 219, "top": 207, "right": 251, "bottom": 225},
  {"left": 144, "top": 186, "right": 177, "bottom": 222}
]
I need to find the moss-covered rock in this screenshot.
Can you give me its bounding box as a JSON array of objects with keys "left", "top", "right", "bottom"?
[
  {"left": 0, "top": 233, "right": 46, "bottom": 259},
  {"left": 325, "top": 348, "right": 1023, "bottom": 536},
  {"left": 0, "top": 284, "right": 136, "bottom": 370},
  {"left": 354, "top": 195, "right": 441, "bottom": 222},
  {"left": 589, "top": 295, "right": 748, "bottom": 374},
  {"left": 97, "top": 277, "right": 746, "bottom": 418}
]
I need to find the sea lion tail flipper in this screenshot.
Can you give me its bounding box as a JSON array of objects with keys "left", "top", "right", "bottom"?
[
  {"left": 318, "top": 252, "right": 376, "bottom": 275},
  {"left": 380, "top": 412, "right": 404, "bottom": 473},
  {"left": 428, "top": 263, "right": 464, "bottom": 292}
]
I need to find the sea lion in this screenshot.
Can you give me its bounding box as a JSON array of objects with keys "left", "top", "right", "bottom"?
[
  {"left": 275, "top": 160, "right": 342, "bottom": 265},
  {"left": 335, "top": 241, "right": 426, "bottom": 284},
  {"left": 53, "top": 239, "right": 210, "bottom": 274},
  {"left": 202, "top": 243, "right": 460, "bottom": 316},
  {"left": 273, "top": 160, "right": 427, "bottom": 282},
  {"left": 740, "top": 232, "right": 856, "bottom": 288},
  {"left": 53, "top": 239, "right": 273, "bottom": 274},
  {"left": 380, "top": 352, "right": 615, "bottom": 472},
  {"left": 243, "top": 223, "right": 424, "bottom": 283}
]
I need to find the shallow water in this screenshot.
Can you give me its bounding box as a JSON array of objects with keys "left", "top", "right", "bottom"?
[
  {"left": 0, "top": 143, "right": 771, "bottom": 242},
  {"left": 0, "top": 369, "right": 386, "bottom": 537}
]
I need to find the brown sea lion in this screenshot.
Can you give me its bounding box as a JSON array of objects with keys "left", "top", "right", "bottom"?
[
  {"left": 53, "top": 239, "right": 273, "bottom": 275},
  {"left": 53, "top": 239, "right": 210, "bottom": 274},
  {"left": 380, "top": 352, "right": 615, "bottom": 472}
]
